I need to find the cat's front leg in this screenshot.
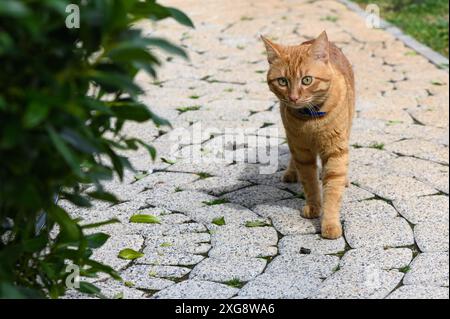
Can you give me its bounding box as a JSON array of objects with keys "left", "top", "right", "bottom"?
[
  {"left": 321, "top": 149, "right": 349, "bottom": 239},
  {"left": 292, "top": 149, "right": 322, "bottom": 219}
]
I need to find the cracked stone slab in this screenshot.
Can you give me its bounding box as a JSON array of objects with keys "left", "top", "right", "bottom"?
[
  {"left": 341, "top": 199, "right": 398, "bottom": 221},
  {"left": 354, "top": 175, "right": 437, "bottom": 201},
  {"left": 238, "top": 273, "right": 322, "bottom": 299},
  {"left": 265, "top": 254, "right": 340, "bottom": 279},
  {"left": 152, "top": 280, "right": 239, "bottom": 299},
  {"left": 185, "top": 203, "right": 263, "bottom": 227},
  {"left": 145, "top": 233, "right": 211, "bottom": 255},
  {"left": 340, "top": 248, "right": 413, "bottom": 270},
  {"left": 311, "top": 268, "right": 404, "bottom": 299},
  {"left": 145, "top": 188, "right": 218, "bottom": 213},
  {"left": 387, "top": 285, "right": 449, "bottom": 299},
  {"left": 253, "top": 199, "right": 320, "bottom": 235},
  {"left": 121, "top": 265, "right": 175, "bottom": 290},
  {"left": 403, "top": 252, "right": 449, "bottom": 287},
  {"left": 342, "top": 184, "right": 375, "bottom": 203},
  {"left": 190, "top": 257, "right": 266, "bottom": 282},
  {"left": 90, "top": 234, "right": 144, "bottom": 271},
  {"left": 146, "top": 265, "right": 191, "bottom": 279},
  {"left": 414, "top": 220, "right": 449, "bottom": 252},
  {"left": 279, "top": 234, "right": 346, "bottom": 255},
  {"left": 182, "top": 176, "right": 252, "bottom": 196},
  {"left": 138, "top": 250, "right": 205, "bottom": 266},
  {"left": 221, "top": 185, "right": 293, "bottom": 208},
  {"left": 384, "top": 139, "right": 449, "bottom": 165},
  {"left": 393, "top": 195, "right": 449, "bottom": 225},
  {"left": 344, "top": 217, "right": 414, "bottom": 249},
  {"left": 209, "top": 225, "right": 278, "bottom": 258}
]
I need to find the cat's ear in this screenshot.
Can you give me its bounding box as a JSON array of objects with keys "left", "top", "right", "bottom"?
[
  {"left": 261, "top": 35, "right": 283, "bottom": 64},
  {"left": 309, "top": 31, "right": 329, "bottom": 62}
]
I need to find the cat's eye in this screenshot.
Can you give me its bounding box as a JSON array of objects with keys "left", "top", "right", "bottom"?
[
  {"left": 302, "top": 76, "right": 313, "bottom": 85},
  {"left": 277, "top": 77, "right": 288, "bottom": 87}
]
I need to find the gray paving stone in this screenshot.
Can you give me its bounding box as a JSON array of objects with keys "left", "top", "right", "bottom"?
[
  {"left": 238, "top": 273, "right": 322, "bottom": 299},
  {"left": 340, "top": 248, "right": 413, "bottom": 270},
  {"left": 153, "top": 280, "right": 239, "bottom": 299},
  {"left": 253, "top": 199, "right": 319, "bottom": 235},
  {"left": 121, "top": 265, "right": 175, "bottom": 290},
  {"left": 182, "top": 176, "right": 252, "bottom": 196},
  {"left": 414, "top": 220, "right": 449, "bottom": 252},
  {"left": 311, "top": 268, "right": 404, "bottom": 299},
  {"left": 387, "top": 285, "right": 449, "bottom": 299},
  {"left": 138, "top": 251, "right": 205, "bottom": 266},
  {"left": 190, "top": 257, "right": 266, "bottom": 282},
  {"left": 145, "top": 189, "right": 217, "bottom": 213},
  {"left": 185, "top": 203, "right": 263, "bottom": 227},
  {"left": 341, "top": 199, "right": 398, "bottom": 221},
  {"left": 222, "top": 185, "right": 293, "bottom": 208},
  {"left": 354, "top": 175, "right": 437, "bottom": 201},
  {"left": 344, "top": 217, "right": 414, "bottom": 249},
  {"left": 393, "top": 195, "right": 449, "bottom": 224},
  {"left": 403, "top": 252, "right": 449, "bottom": 286},
  {"left": 279, "top": 234, "right": 346, "bottom": 255},
  {"left": 266, "top": 254, "right": 340, "bottom": 279},
  {"left": 385, "top": 139, "right": 449, "bottom": 165},
  {"left": 146, "top": 265, "right": 191, "bottom": 279},
  {"left": 209, "top": 225, "right": 278, "bottom": 258},
  {"left": 90, "top": 234, "right": 144, "bottom": 271},
  {"left": 342, "top": 184, "right": 375, "bottom": 203}
]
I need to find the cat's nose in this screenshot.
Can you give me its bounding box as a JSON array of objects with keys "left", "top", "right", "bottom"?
[{"left": 289, "top": 94, "right": 299, "bottom": 103}]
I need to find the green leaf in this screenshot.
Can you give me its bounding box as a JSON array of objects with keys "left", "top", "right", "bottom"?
[
  {"left": 23, "top": 101, "right": 49, "bottom": 128},
  {"left": 167, "top": 7, "right": 194, "bottom": 28},
  {"left": 48, "top": 205, "right": 81, "bottom": 241},
  {"left": 129, "top": 214, "right": 160, "bottom": 224},
  {"left": 86, "top": 233, "right": 110, "bottom": 249},
  {"left": 211, "top": 216, "right": 226, "bottom": 226},
  {"left": 0, "top": 0, "right": 30, "bottom": 17},
  {"left": 110, "top": 102, "right": 152, "bottom": 122},
  {"left": 87, "top": 191, "right": 119, "bottom": 204},
  {"left": 47, "top": 125, "right": 84, "bottom": 177},
  {"left": 245, "top": 220, "right": 271, "bottom": 228},
  {"left": 77, "top": 282, "right": 101, "bottom": 295},
  {"left": 145, "top": 37, "right": 187, "bottom": 58},
  {"left": 118, "top": 248, "right": 144, "bottom": 260},
  {"left": 81, "top": 218, "right": 121, "bottom": 229}
]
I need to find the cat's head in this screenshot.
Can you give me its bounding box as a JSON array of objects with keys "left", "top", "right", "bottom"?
[{"left": 262, "top": 31, "right": 333, "bottom": 109}]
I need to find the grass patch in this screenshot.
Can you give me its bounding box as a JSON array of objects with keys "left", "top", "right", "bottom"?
[
  {"left": 255, "top": 70, "right": 266, "bottom": 74},
  {"left": 202, "top": 198, "right": 229, "bottom": 206},
  {"left": 174, "top": 187, "right": 183, "bottom": 193},
  {"left": 196, "top": 172, "right": 213, "bottom": 179},
  {"left": 225, "top": 278, "right": 245, "bottom": 288},
  {"left": 176, "top": 105, "right": 201, "bottom": 114},
  {"left": 240, "top": 16, "right": 254, "bottom": 21},
  {"left": 321, "top": 15, "right": 339, "bottom": 22},
  {"left": 189, "top": 95, "right": 200, "bottom": 99},
  {"left": 353, "top": 0, "right": 449, "bottom": 57},
  {"left": 399, "top": 265, "right": 411, "bottom": 273},
  {"left": 368, "top": 142, "right": 385, "bottom": 150},
  {"left": 160, "top": 242, "right": 173, "bottom": 248},
  {"left": 386, "top": 120, "right": 403, "bottom": 126},
  {"left": 211, "top": 216, "right": 226, "bottom": 226},
  {"left": 351, "top": 143, "right": 363, "bottom": 149}
]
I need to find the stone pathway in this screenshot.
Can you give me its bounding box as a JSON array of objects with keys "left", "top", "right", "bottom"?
[{"left": 64, "top": 0, "right": 449, "bottom": 299}]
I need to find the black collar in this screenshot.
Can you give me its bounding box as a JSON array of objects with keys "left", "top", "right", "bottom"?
[{"left": 289, "top": 105, "right": 326, "bottom": 118}]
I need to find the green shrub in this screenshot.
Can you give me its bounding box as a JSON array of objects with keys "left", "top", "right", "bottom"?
[{"left": 0, "top": 0, "right": 192, "bottom": 298}]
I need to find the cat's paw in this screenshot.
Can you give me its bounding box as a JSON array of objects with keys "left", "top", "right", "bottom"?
[
  {"left": 321, "top": 220, "right": 342, "bottom": 239},
  {"left": 282, "top": 170, "right": 297, "bottom": 183},
  {"left": 301, "top": 204, "right": 321, "bottom": 219}
]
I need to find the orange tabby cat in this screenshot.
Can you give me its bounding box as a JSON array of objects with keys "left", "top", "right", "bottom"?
[{"left": 262, "top": 31, "right": 355, "bottom": 239}]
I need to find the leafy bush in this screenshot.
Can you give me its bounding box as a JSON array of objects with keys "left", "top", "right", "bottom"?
[{"left": 0, "top": 0, "right": 192, "bottom": 298}]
